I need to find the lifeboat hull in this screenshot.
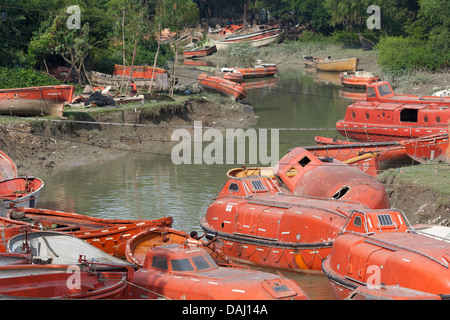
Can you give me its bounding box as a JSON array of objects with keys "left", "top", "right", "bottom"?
[
  {"left": 0, "top": 85, "right": 74, "bottom": 117},
  {"left": 7, "top": 207, "right": 173, "bottom": 259},
  {"left": 0, "top": 177, "right": 44, "bottom": 217},
  {"left": 183, "top": 45, "right": 217, "bottom": 58},
  {"left": 339, "top": 71, "right": 380, "bottom": 89},
  {"left": 112, "top": 64, "right": 167, "bottom": 78},
  {"left": 236, "top": 65, "right": 277, "bottom": 78},
  {"left": 322, "top": 210, "right": 450, "bottom": 299},
  {"left": 197, "top": 73, "right": 247, "bottom": 100}
]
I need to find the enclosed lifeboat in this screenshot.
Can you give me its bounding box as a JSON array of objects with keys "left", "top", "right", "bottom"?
[
  {"left": 200, "top": 148, "right": 391, "bottom": 273},
  {"left": 336, "top": 81, "right": 449, "bottom": 142},
  {"left": 272, "top": 147, "right": 390, "bottom": 209},
  {"left": 127, "top": 244, "right": 309, "bottom": 300},
  {"left": 322, "top": 209, "right": 450, "bottom": 300}
]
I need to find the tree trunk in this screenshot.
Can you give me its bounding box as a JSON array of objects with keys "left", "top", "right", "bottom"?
[
  {"left": 170, "top": 33, "right": 179, "bottom": 97},
  {"left": 149, "top": 23, "right": 161, "bottom": 93},
  {"left": 243, "top": 0, "right": 248, "bottom": 32}
]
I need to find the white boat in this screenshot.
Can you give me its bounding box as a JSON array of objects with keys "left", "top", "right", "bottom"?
[{"left": 215, "top": 29, "right": 285, "bottom": 50}]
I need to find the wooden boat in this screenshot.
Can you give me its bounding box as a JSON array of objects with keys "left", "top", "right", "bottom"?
[
  {"left": 218, "top": 24, "right": 243, "bottom": 36},
  {"left": 0, "top": 264, "right": 128, "bottom": 299},
  {"left": 0, "top": 177, "right": 44, "bottom": 217},
  {"left": 0, "top": 85, "right": 74, "bottom": 117},
  {"left": 321, "top": 209, "right": 450, "bottom": 299},
  {"left": 235, "top": 64, "right": 277, "bottom": 78},
  {"left": 347, "top": 285, "right": 442, "bottom": 300},
  {"left": 88, "top": 71, "right": 169, "bottom": 92},
  {"left": 339, "top": 71, "right": 380, "bottom": 88},
  {"left": 126, "top": 244, "right": 309, "bottom": 300},
  {"left": 183, "top": 45, "right": 217, "bottom": 58},
  {"left": 303, "top": 56, "right": 359, "bottom": 72},
  {"left": 0, "top": 150, "right": 18, "bottom": 181},
  {"left": 197, "top": 73, "right": 247, "bottom": 100},
  {"left": 336, "top": 82, "right": 450, "bottom": 142},
  {"left": 125, "top": 226, "right": 234, "bottom": 266},
  {"left": 200, "top": 148, "right": 390, "bottom": 273},
  {"left": 215, "top": 28, "right": 285, "bottom": 50},
  {"left": 7, "top": 230, "right": 134, "bottom": 267},
  {"left": 112, "top": 64, "right": 168, "bottom": 79},
  {"left": 7, "top": 207, "right": 174, "bottom": 259}
]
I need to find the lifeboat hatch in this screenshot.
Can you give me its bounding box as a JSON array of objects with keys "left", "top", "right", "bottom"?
[
  {"left": 332, "top": 186, "right": 350, "bottom": 200},
  {"left": 298, "top": 156, "right": 311, "bottom": 167},
  {"left": 400, "top": 109, "right": 418, "bottom": 122}
]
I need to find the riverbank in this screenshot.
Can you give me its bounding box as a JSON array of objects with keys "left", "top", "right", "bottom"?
[{"left": 0, "top": 94, "right": 258, "bottom": 177}]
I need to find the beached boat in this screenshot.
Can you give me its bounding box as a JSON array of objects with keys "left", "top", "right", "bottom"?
[
  {"left": 0, "top": 85, "right": 74, "bottom": 117},
  {"left": 183, "top": 45, "right": 217, "bottom": 58},
  {"left": 217, "top": 68, "right": 244, "bottom": 83},
  {"left": 0, "top": 150, "right": 17, "bottom": 181},
  {"left": 235, "top": 64, "right": 277, "bottom": 78},
  {"left": 339, "top": 71, "right": 380, "bottom": 88},
  {"left": 321, "top": 209, "right": 450, "bottom": 299},
  {"left": 125, "top": 226, "right": 234, "bottom": 266},
  {"left": 218, "top": 24, "right": 243, "bottom": 36},
  {"left": 0, "top": 177, "right": 44, "bottom": 217},
  {"left": 7, "top": 230, "right": 133, "bottom": 267},
  {"left": 197, "top": 73, "right": 247, "bottom": 100},
  {"left": 7, "top": 207, "right": 174, "bottom": 259},
  {"left": 200, "top": 148, "right": 390, "bottom": 273},
  {"left": 0, "top": 264, "right": 128, "bottom": 299},
  {"left": 88, "top": 71, "right": 169, "bottom": 92},
  {"left": 303, "top": 56, "right": 359, "bottom": 72},
  {"left": 215, "top": 28, "right": 285, "bottom": 50},
  {"left": 112, "top": 64, "right": 168, "bottom": 79},
  {"left": 126, "top": 244, "right": 309, "bottom": 300},
  {"left": 336, "top": 82, "right": 450, "bottom": 142}
]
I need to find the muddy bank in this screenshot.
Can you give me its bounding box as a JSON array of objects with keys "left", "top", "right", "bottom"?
[
  {"left": 378, "top": 166, "right": 450, "bottom": 226},
  {"left": 0, "top": 96, "right": 258, "bottom": 176}
]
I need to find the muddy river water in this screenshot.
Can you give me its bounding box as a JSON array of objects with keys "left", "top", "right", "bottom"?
[{"left": 38, "top": 64, "right": 358, "bottom": 300}]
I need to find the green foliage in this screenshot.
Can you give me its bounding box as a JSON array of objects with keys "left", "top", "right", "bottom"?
[
  {"left": 376, "top": 36, "right": 449, "bottom": 72},
  {"left": 0, "top": 67, "right": 62, "bottom": 88},
  {"left": 226, "top": 42, "right": 259, "bottom": 67}
]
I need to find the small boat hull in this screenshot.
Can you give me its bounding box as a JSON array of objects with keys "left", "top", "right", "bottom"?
[
  {"left": 112, "top": 64, "right": 167, "bottom": 79},
  {"left": 339, "top": 71, "right": 380, "bottom": 88},
  {"left": 236, "top": 64, "right": 277, "bottom": 78},
  {"left": 88, "top": 71, "right": 169, "bottom": 92},
  {"left": 183, "top": 45, "right": 217, "bottom": 58},
  {"left": 197, "top": 73, "right": 247, "bottom": 100},
  {"left": 215, "top": 29, "right": 285, "bottom": 50},
  {"left": 304, "top": 57, "right": 359, "bottom": 72},
  {"left": 0, "top": 85, "right": 74, "bottom": 117}
]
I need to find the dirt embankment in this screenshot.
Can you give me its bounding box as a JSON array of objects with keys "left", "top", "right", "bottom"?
[{"left": 0, "top": 96, "right": 258, "bottom": 177}]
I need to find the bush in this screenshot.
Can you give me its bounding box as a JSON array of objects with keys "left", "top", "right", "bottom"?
[
  {"left": 226, "top": 42, "right": 259, "bottom": 67},
  {"left": 0, "top": 67, "right": 62, "bottom": 88},
  {"left": 376, "top": 36, "right": 449, "bottom": 72}
]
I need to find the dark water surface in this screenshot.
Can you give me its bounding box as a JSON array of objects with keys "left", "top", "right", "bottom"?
[{"left": 38, "top": 64, "right": 354, "bottom": 300}]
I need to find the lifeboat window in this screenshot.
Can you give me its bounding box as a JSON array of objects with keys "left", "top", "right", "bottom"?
[
  {"left": 251, "top": 179, "right": 266, "bottom": 191},
  {"left": 378, "top": 84, "right": 393, "bottom": 97},
  {"left": 400, "top": 109, "right": 418, "bottom": 122},
  {"left": 229, "top": 183, "right": 239, "bottom": 192},
  {"left": 424, "top": 115, "right": 428, "bottom": 123},
  {"left": 377, "top": 214, "right": 394, "bottom": 227},
  {"left": 298, "top": 156, "right": 311, "bottom": 167},
  {"left": 151, "top": 256, "right": 168, "bottom": 270},
  {"left": 332, "top": 186, "right": 350, "bottom": 200},
  {"left": 436, "top": 116, "right": 441, "bottom": 123},
  {"left": 171, "top": 258, "right": 195, "bottom": 272},
  {"left": 367, "top": 87, "right": 376, "bottom": 98},
  {"left": 353, "top": 216, "right": 362, "bottom": 228},
  {"left": 191, "top": 255, "right": 212, "bottom": 271}
]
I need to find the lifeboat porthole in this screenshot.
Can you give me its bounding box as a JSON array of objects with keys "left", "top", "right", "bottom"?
[
  {"left": 365, "top": 112, "right": 369, "bottom": 120},
  {"left": 352, "top": 111, "right": 356, "bottom": 119},
  {"left": 436, "top": 116, "right": 441, "bottom": 123},
  {"left": 424, "top": 115, "right": 428, "bottom": 123},
  {"left": 296, "top": 233, "right": 301, "bottom": 240}
]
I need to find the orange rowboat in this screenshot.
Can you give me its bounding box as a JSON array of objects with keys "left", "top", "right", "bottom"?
[
  {"left": 182, "top": 45, "right": 217, "bottom": 58},
  {"left": 322, "top": 209, "right": 450, "bottom": 300},
  {"left": 0, "top": 85, "right": 74, "bottom": 117},
  {"left": 0, "top": 177, "right": 44, "bottom": 216},
  {"left": 0, "top": 217, "right": 30, "bottom": 253},
  {"left": 235, "top": 64, "right": 277, "bottom": 78},
  {"left": 126, "top": 243, "right": 309, "bottom": 300},
  {"left": 7, "top": 207, "right": 173, "bottom": 259},
  {"left": 112, "top": 64, "right": 168, "bottom": 79},
  {"left": 0, "top": 150, "right": 18, "bottom": 181},
  {"left": 197, "top": 73, "right": 247, "bottom": 100}
]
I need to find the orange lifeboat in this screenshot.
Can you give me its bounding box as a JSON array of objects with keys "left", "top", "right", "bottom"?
[
  {"left": 273, "top": 147, "right": 390, "bottom": 209},
  {"left": 336, "top": 81, "right": 449, "bottom": 142},
  {"left": 197, "top": 73, "right": 247, "bottom": 100},
  {"left": 322, "top": 209, "right": 450, "bottom": 299},
  {"left": 236, "top": 64, "right": 277, "bottom": 78},
  {"left": 339, "top": 71, "right": 380, "bottom": 89},
  {"left": 113, "top": 64, "right": 168, "bottom": 79},
  {"left": 126, "top": 244, "right": 309, "bottom": 300}
]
